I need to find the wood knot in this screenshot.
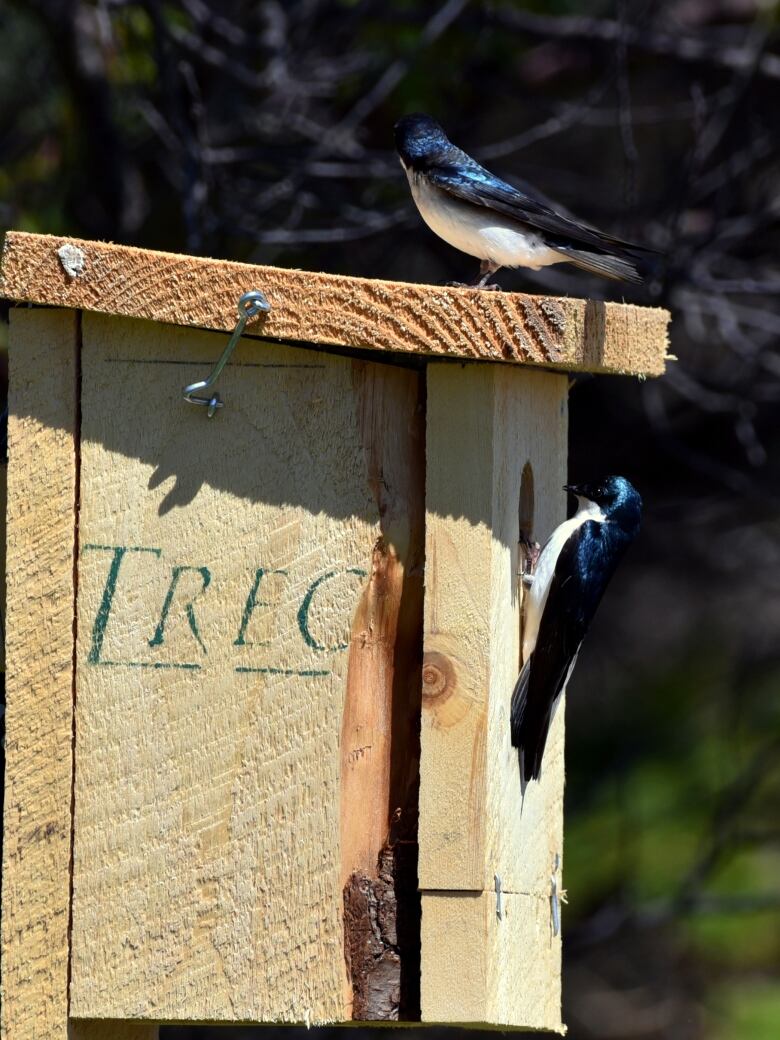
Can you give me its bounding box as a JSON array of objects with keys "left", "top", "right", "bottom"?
[
  {"left": 421, "top": 640, "right": 478, "bottom": 728},
  {"left": 422, "top": 652, "right": 455, "bottom": 703}
]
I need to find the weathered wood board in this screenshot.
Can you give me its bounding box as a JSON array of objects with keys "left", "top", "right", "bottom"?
[
  {"left": 0, "top": 231, "right": 672, "bottom": 376},
  {"left": 0, "top": 309, "right": 78, "bottom": 1040},
  {"left": 69, "top": 314, "right": 423, "bottom": 1023},
  {"left": 420, "top": 364, "right": 567, "bottom": 1032}
]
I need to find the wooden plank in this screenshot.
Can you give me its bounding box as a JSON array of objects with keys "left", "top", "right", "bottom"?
[
  {"left": 420, "top": 364, "right": 567, "bottom": 892},
  {"left": 419, "top": 363, "right": 567, "bottom": 1030},
  {"left": 0, "top": 232, "right": 671, "bottom": 377},
  {"left": 421, "top": 890, "right": 563, "bottom": 1032},
  {"left": 0, "top": 309, "right": 78, "bottom": 1040},
  {"left": 420, "top": 364, "right": 495, "bottom": 890},
  {"left": 68, "top": 315, "right": 421, "bottom": 1024}
]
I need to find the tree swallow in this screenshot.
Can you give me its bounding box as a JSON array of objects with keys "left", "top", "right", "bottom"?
[
  {"left": 394, "top": 113, "right": 655, "bottom": 288},
  {"left": 512, "top": 476, "right": 642, "bottom": 784}
]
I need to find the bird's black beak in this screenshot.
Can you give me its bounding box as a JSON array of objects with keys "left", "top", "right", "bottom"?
[{"left": 563, "top": 483, "right": 582, "bottom": 496}]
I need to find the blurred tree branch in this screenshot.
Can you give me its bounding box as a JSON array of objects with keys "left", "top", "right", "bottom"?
[{"left": 485, "top": 3, "right": 780, "bottom": 79}]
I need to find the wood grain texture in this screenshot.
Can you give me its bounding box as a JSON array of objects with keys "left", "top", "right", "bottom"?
[
  {"left": 0, "top": 231, "right": 670, "bottom": 376},
  {"left": 1, "top": 309, "right": 78, "bottom": 1040},
  {"left": 421, "top": 890, "right": 564, "bottom": 1032},
  {"left": 419, "top": 363, "right": 567, "bottom": 1031},
  {"left": 68, "top": 315, "right": 421, "bottom": 1024}
]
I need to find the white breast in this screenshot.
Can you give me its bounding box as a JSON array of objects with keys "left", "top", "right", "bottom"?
[
  {"left": 406, "top": 168, "right": 563, "bottom": 270},
  {"left": 522, "top": 497, "right": 606, "bottom": 662}
]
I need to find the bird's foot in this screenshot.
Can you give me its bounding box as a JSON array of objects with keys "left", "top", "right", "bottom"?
[
  {"left": 446, "top": 262, "right": 503, "bottom": 291},
  {"left": 444, "top": 279, "right": 503, "bottom": 291},
  {"left": 518, "top": 532, "right": 541, "bottom": 585},
  {"left": 475, "top": 260, "right": 502, "bottom": 290},
  {"left": 443, "top": 278, "right": 503, "bottom": 291}
]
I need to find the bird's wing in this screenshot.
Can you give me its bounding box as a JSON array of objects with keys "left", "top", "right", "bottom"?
[
  {"left": 511, "top": 520, "right": 623, "bottom": 781},
  {"left": 427, "top": 152, "right": 649, "bottom": 259}
]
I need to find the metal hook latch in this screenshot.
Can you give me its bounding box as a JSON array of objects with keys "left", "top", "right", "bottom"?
[{"left": 183, "top": 289, "right": 271, "bottom": 416}]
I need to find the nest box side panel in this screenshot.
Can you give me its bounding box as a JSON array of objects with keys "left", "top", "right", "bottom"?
[
  {"left": 0, "top": 309, "right": 79, "bottom": 1040},
  {"left": 420, "top": 363, "right": 567, "bottom": 1031},
  {"left": 68, "top": 314, "right": 421, "bottom": 1024}
]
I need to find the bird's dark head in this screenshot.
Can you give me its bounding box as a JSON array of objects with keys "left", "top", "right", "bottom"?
[
  {"left": 394, "top": 113, "right": 450, "bottom": 170},
  {"left": 565, "top": 475, "right": 642, "bottom": 532}
]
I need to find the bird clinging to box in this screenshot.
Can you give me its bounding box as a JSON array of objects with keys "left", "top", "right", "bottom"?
[
  {"left": 394, "top": 113, "right": 656, "bottom": 289},
  {"left": 512, "top": 476, "right": 642, "bottom": 785}
]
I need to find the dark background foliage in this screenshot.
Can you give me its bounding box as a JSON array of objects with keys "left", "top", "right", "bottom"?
[{"left": 1, "top": 1, "right": 779, "bottom": 1038}]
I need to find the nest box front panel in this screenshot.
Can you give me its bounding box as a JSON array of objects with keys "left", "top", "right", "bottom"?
[{"left": 68, "top": 313, "right": 422, "bottom": 1023}]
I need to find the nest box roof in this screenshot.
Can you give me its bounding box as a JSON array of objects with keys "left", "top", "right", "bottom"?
[{"left": 1, "top": 232, "right": 670, "bottom": 376}]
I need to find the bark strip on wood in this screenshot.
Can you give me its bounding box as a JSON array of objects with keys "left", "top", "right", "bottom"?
[{"left": 343, "top": 843, "right": 419, "bottom": 1022}]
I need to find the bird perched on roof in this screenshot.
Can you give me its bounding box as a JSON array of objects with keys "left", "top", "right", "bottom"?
[
  {"left": 394, "top": 113, "right": 655, "bottom": 289},
  {"left": 512, "top": 476, "right": 642, "bottom": 785}
]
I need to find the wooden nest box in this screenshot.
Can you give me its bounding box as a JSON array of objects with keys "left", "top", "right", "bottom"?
[{"left": 0, "top": 232, "right": 669, "bottom": 1038}]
